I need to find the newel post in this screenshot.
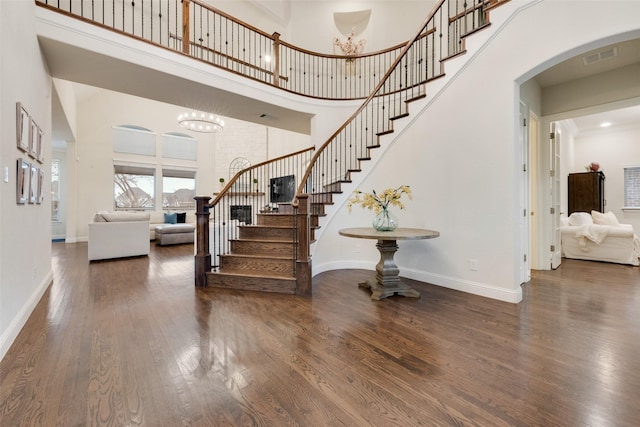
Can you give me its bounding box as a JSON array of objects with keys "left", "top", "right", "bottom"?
[
  {"left": 272, "top": 32, "right": 281, "bottom": 87},
  {"left": 194, "top": 196, "right": 211, "bottom": 287},
  {"left": 295, "top": 194, "right": 312, "bottom": 296},
  {"left": 182, "top": 0, "right": 190, "bottom": 55}
]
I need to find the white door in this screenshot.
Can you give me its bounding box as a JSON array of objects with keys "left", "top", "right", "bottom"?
[
  {"left": 550, "top": 123, "right": 562, "bottom": 269},
  {"left": 519, "top": 102, "right": 530, "bottom": 283}
]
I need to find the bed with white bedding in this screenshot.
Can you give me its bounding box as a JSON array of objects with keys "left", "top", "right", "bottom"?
[{"left": 560, "top": 211, "right": 640, "bottom": 266}]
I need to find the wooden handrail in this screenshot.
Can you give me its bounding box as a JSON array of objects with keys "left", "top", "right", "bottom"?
[
  {"left": 35, "top": 0, "right": 404, "bottom": 100},
  {"left": 169, "top": 33, "right": 289, "bottom": 82}
]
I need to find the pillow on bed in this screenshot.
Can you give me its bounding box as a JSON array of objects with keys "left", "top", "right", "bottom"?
[
  {"left": 591, "top": 210, "right": 620, "bottom": 226},
  {"left": 568, "top": 212, "right": 593, "bottom": 226}
]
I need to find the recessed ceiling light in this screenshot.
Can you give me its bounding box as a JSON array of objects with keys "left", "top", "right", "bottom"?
[{"left": 600, "top": 122, "right": 611, "bottom": 128}]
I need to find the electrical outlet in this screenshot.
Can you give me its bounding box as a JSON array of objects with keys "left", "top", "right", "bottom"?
[{"left": 469, "top": 259, "right": 479, "bottom": 271}]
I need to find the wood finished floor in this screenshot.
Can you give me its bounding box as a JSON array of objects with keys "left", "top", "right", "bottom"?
[{"left": 1, "top": 243, "right": 639, "bottom": 426}]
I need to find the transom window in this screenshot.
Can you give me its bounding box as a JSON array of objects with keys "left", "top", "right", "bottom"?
[{"left": 624, "top": 166, "right": 640, "bottom": 208}]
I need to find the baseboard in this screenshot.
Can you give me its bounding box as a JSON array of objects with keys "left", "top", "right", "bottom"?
[
  {"left": 401, "top": 267, "right": 523, "bottom": 303},
  {"left": 66, "top": 236, "right": 87, "bottom": 244},
  {"left": 312, "top": 261, "right": 522, "bottom": 303},
  {"left": 0, "top": 270, "right": 53, "bottom": 362}
]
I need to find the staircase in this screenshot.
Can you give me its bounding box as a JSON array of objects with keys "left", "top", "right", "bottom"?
[
  {"left": 210, "top": 211, "right": 298, "bottom": 293},
  {"left": 202, "top": 0, "right": 514, "bottom": 296}
]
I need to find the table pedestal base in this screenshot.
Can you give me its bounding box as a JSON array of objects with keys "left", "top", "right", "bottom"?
[{"left": 359, "top": 239, "right": 421, "bottom": 300}]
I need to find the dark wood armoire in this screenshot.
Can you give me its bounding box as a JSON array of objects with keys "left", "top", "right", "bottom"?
[{"left": 567, "top": 171, "right": 605, "bottom": 215}]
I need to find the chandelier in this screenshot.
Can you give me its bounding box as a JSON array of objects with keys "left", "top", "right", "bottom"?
[{"left": 177, "top": 111, "right": 224, "bottom": 133}]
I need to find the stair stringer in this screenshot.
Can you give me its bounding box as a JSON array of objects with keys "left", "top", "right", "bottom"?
[{"left": 307, "top": 0, "right": 529, "bottom": 266}]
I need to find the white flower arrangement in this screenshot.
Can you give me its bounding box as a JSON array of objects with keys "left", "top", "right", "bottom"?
[{"left": 334, "top": 27, "right": 366, "bottom": 56}]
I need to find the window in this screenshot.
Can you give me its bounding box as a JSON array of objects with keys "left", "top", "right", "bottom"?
[
  {"left": 624, "top": 166, "right": 640, "bottom": 208},
  {"left": 113, "top": 125, "right": 156, "bottom": 156},
  {"left": 162, "top": 169, "right": 196, "bottom": 209},
  {"left": 114, "top": 164, "right": 155, "bottom": 209},
  {"left": 163, "top": 132, "right": 197, "bottom": 161},
  {"left": 51, "top": 159, "right": 60, "bottom": 221}
]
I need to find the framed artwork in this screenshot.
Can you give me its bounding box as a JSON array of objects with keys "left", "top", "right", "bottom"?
[
  {"left": 29, "top": 164, "right": 38, "bottom": 204},
  {"left": 37, "top": 168, "right": 45, "bottom": 204},
  {"left": 37, "top": 127, "right": 44, "bottom": 163},
  {"left": 29, "top": 118, "right": 39, "bottom": 159},
  {"left": 16, "top": 158, "right": 29, "bottom": 204},
  {"left": 16, "top": 102, "right": 29, "bottom": 152}
]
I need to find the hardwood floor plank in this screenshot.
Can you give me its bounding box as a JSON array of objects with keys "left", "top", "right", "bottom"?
[{"left": 1, "top": 243, "right": 639, "bottom": 426}]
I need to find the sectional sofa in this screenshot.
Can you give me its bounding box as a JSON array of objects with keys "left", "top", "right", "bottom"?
[{"left": 88, "top": 211, "right": 196, "bottom": 261}]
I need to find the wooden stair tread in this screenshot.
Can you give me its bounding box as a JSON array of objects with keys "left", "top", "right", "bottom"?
[
  {"left": 406, "top": 93, "right": 427, "bottom": 103},
  {"left": 222, "top": 253, "right": 293, "bottom": 260},
  {"left": 232, "top": 238, "right": 294, "bottom": 244},
  {"left": 390, "top": 112, "right": 410, "bottom": 121},
  {"left": 209, "top": 270, "right": 296, "bottom": 281},
  {"left": 245, "top": 225, "right": 295, "bottom": 229}
]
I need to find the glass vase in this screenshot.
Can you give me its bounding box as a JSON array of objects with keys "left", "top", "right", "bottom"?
[{"left": 372, "top": 207, "right": 398, "bottom": 231}]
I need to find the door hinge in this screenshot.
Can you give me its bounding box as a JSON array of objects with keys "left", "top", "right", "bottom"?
[
  {"left": 524, "top": 254, "right": 527, "bottom": 262},
  {"left": 550, "top": 132, "right": 555, "bottom": 139},
  {"left": 550, "top": 207, "right": 555, "bottom": 214},
  {"left": 550, "top": 169, "right": 555, "bottom": 177},
  {"left": 523, "top": 118, "right": 527, "bottom": 127},
  {"left": 550, "top": 245, "right": 556, "bottom": 252},
  {"left": 523, "top": 163, "right": 527, "bottom": 172},
  {"left": 524, "top": 209, "right": 527, "bottom": 217}
]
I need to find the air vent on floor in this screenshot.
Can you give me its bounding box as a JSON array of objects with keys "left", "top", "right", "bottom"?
[{"left": 582, "top": 47, "right": 618, "bottom": 65}]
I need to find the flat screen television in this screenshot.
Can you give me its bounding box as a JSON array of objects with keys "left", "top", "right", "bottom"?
[{"left": 269, "top": 175, "right": 295, "bottom": 204}]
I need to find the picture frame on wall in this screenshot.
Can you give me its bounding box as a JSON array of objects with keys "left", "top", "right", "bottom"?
[
  {"left": 29, "top": 118, "right": 39, "bottom": 159},
  {"left": 29, "top": 164, "right": 38, "bottom": 204},
  {"left": 16, "top": 158, "right": 29, "bottom": 204},
  {"left": 37, "top": 127, "right": 44, "bottom": 163},
  {"left": 37, "top": 168, "right": 45, "bottom": 204},
  {"left": 16, "top": 102, "right": 30, "bottom": 152}
]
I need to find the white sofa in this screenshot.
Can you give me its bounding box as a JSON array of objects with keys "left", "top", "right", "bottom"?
[
  {"left": 560, "top": 211, "right": 640, "bottom": 266},
  {"left": 149, "top": 211, "right": 196, "bottom": 240},
  {"left": 88, "top": 212, "right": 150, "bottom": 261}
]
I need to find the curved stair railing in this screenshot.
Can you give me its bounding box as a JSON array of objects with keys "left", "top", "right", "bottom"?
[
  {"left": 289, "top": 0, "right": 510, "bottom": 293},
  {"left": 36, "top": 0, "right": 407, "bottom": 100},
  {"left": 295, "top": 0, "right": 505, "bottom": 208}
]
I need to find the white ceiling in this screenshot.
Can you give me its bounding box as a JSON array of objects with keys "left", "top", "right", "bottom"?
[
  {"left": 535, "top": 38, "right": 640, "bottom": 134},
  {"left": 568, "top": 104, "right": 640, "bottom": 135}
]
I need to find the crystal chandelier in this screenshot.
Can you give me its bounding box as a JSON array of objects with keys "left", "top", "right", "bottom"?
[{"left": 177, "top": 111, "right": 224, "bottom": 133}]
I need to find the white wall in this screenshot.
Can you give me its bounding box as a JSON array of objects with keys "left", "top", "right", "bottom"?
[
  {"left": 0, "top": 0, "right": 53, "bottom": 360},
  {"left": 202, "top": 0, "right": 435, "bottom": 52},
  {"left": 289, "top": 1, "right": 436, "bottom": 53},
  {"left": 572, "top": 123, "right": 640, "bottom": 231},
  {"left": 310, "top": 0, "right": 640, "bottom": 302}
]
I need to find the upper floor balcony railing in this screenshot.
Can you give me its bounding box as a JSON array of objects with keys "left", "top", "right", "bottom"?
[{"left": 36, "top": 0, "right": 411, "bottom": 100}]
